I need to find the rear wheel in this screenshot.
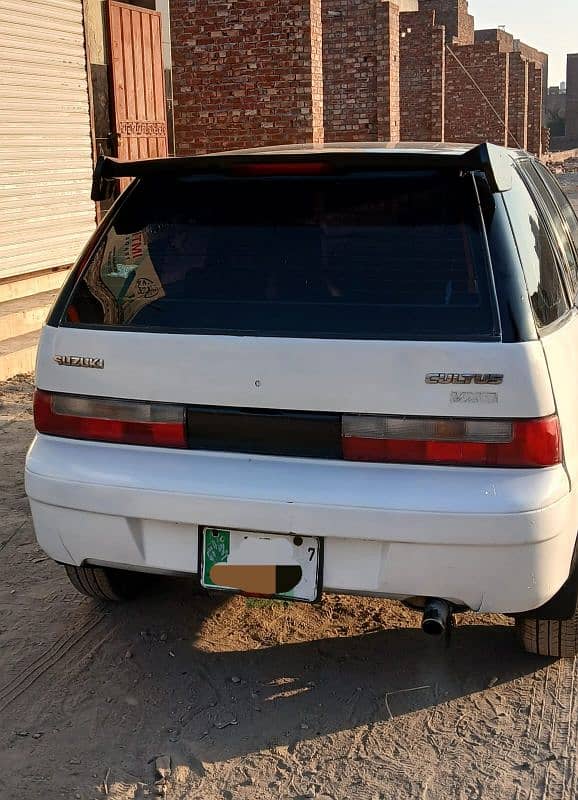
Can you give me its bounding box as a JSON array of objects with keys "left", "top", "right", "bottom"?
[
  {"left": 516, "top": 613, "right": 578, "bottom": 658},
  {"left": 65, "top": 564, "right": 149, "bottom": 602}
]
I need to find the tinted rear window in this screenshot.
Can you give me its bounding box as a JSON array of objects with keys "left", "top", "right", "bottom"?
[{"left": 60, "top": 173, "right": 498, "bottom": 340}]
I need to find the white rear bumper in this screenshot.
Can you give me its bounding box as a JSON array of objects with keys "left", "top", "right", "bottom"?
[{"left": 25, "top": 435, "right": 577, "bottom": 614}]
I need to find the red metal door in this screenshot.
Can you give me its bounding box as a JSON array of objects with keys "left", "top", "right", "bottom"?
[{"left": 107, "top": 1, "right": 168, "bottom": 161}]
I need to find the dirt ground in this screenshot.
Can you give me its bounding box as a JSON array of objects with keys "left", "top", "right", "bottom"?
[
  {"left": 0, "top": 376, "right": 577, "bottom": 800},
  {"left": 557, "top": 170, "right": 578, "bottom": 215}
]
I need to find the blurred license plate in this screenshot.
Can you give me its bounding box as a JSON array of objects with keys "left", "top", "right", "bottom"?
[{"left": 200, "top": 528, "right": 322, "bottom": 602}]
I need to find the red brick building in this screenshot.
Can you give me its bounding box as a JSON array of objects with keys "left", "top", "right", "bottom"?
[
  {"left": 171, "top": 0, "right": 547, "bottom": 156},
  {"left": 566, "top": 54, "right": 578, "bottom": 146}
]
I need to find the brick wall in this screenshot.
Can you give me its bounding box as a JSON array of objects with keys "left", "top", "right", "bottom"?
[
  {"left": 527, "top": 62, "right": 543, "bottom": 155},
  {"left": 508, "top": 53, "right": 528, "bottom": 149},
  {"left": 515, "top": 40, "right": 548, "bottom": 113},
  {"left": 322, "top": 0, "right": 379, "bottom": 141},
  {"left": 475, "top": 29, "right": 514, "bottom": 53},
  {"left": 470, "top": 31, "right": 543, "bottom": 152},
  {"left": 376, "top": 1, "right": 400, "bottom": 140},
  {"left": 310, "top": 0, "right": 324, "bottom": 143},
  {"left": 322, "top": 0, "right": 400, "bottom": 142},
  {"left": 418, "top": 0, "right": 473, "bottom": 45},
  {"left": 169, "top": 0, "right": 545, "bottom": 155},
  {"left": 566, "top": 54, "right": 578, "bottom": 140},
  {"left": 399, "top": 9, "right": 445, "bottom": 140},
  {"left": 445, "top": 41, "right": 509, "bottom": 146},
  {"left": 171, "top": 0, "right": 323, "bottom": 155},
  {"left": 455, "top": 0, "right": 474, "bottom": 45},
  {"left": 430, "top": 22, "right": 446, "bottom": 140}
]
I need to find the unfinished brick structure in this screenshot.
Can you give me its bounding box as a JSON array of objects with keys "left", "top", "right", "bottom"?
[
  {"left": 171, "top": 0, "right": 547, "bottom": 156},
  {"left": 566, "top": 55, "right": 578, "bottom": 143},
  {"left": 171, "top": 0, "right": 324, "bottom": 154},
  {"left": 443, "top": 33, "right": 511, "bottom": 146},
  {"left": 398, "top": 7, "right": 445, "bottom": 141},
  {"left": 398, "top": 7, "right": 546, "bottom": 151},
  {"left": 321, "top": 0, "right": 400, "bottom": 141}
]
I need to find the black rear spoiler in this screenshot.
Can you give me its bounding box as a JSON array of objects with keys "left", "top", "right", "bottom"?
[{"left": 91, "top": 142, "right": 513, "bottom": 201}]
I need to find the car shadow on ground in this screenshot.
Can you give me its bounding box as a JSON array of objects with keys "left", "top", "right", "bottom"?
[{"left": 55, "top": 575, "right": 552, "bottom": 768}]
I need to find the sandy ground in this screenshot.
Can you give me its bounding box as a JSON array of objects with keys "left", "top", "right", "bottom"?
[
  {"left": 557, "top": 171, "right": 578, "bottom": 215},
  {"left": 0, "top": 376, "right": 577, "bottom": 800}
]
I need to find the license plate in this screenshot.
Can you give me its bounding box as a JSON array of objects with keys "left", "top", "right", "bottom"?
[{"left": 200, "top": 528, "right": 322, "bottom": 602}]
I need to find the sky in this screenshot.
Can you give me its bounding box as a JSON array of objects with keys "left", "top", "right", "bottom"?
[{"left": 468, "top": 0, "right": 577, "bottom": 86}]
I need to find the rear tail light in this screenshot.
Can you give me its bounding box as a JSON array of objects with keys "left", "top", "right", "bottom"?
[
  {"left": 342, "top": 414, "right": 562, "bottom": 468},
  {"left": 33, "top": 391, "right": 562, "bottom": 468},
  {"left": 33, "top": 391, "right": 186, "bottom": 448}
]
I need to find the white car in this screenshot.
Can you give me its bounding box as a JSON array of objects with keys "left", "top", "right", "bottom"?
[{"left": 25, "top": 142, "right": 578, "bottom": 657}]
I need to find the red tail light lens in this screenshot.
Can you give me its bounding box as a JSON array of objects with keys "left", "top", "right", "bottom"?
[
  {"left": 34, "top": 391, "right": 186, "bottom": 448},
  {"left": 342, "top": 415, "right": 562, "bottom": 468}
]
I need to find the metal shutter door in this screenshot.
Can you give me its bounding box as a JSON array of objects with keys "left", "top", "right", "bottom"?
[{"left": 0, "top": 0, "right": 96, "bottom": 279}]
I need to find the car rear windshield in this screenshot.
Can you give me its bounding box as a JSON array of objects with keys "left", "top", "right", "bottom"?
[{"left": 59, "top": 171, "right": 499, "bottom": 340}]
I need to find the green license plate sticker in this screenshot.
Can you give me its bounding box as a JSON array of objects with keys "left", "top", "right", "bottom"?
[
  {"left": 201, "top": 528, "right": 321, "bottom": 602},
  {"left": 203, "top": 529, "right": 231, "bottom": 586}
]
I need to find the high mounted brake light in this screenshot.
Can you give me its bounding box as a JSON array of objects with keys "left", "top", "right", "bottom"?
[
  {"left": 342, "top": 415, "right": 562, "bottom": 468},
  {"left": 230, "top": 162, "right": 332, "bottom": 177},
  {"left": 34, "top": 391, "right": 186, "bottom": 448}
]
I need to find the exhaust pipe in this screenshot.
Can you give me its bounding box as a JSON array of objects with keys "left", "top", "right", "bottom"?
[{"left": 422, "top": 598, "right": 452, "bottom": 636}]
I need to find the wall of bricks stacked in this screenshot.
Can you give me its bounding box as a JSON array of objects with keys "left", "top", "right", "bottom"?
[
  {"left": 397, "top": 8, "right": 544, "bottom": 153},
  {"left": 171, "top": 0, "right": 323, "bottom": 155},
  {"left": 418, "top": 0, "right": 473, "bottom": 44},
  {"left": 444, "top": 41, "right": 509, "bottom": 146},
  {"left": 396, "top": 1, "right": 546, "bottom": 152},
  {"left": 508, "top": 53, "right": 529, "bottom": 149},
  {"left": 399, "top": 9, "right": 445, "bottom": 140},
  {"left": 376, "top": 0, "right": 401, "bottom": 140},
  {"left": 566, "top": 54, "right": 578, "bottom": 140},
  {"left": 429, "top": 22, "right": 446, "bottom": 140},
  {"left": 169, "top": 0, "right": 546, "bottom": 156},
  {"left": 322, "top": 0, "right": 400, "bottom": 142},
  {"left": 475, "top": 28, "right": 514, "bottom": 52},
  {"left": 309, "top": 0, "right": 324, "bottom": 143},
  {"left": 453, "top": 0, "right": 473, "bottom": 45},
  {"left": 527, "top": 63, "right": 543, "bottom": 155},
  {"left": 321, "top": 0, "right": 379, "bottom": 141},
  {"left": 472, "top": 30, "right": 544, "bottom": 153},
  {"left": 515, "top": 40, "right": 548, "bottom": 97}
]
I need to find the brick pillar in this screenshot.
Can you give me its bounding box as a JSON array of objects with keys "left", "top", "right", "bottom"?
[
  {"left": 431, "top": 23, "right": 446, "bottom": 141},
  {"left": 527, "top": 63, "right": 543, "bottom": 156},
  {"left": 322, "top": 0, "right": 399, "bottom": 143},
  {"left": 419, "top": 0, "right": 474, "bottom": 45},
  {"left": 566, "top": 54, "right": 578, "bottom": 141},
  {"left": 376, "top": 0, "right": 400, "bottom": 142},
  {"left": 399, "top": 9, "right": 445, "bottom": 142},
  {"left": 399, "top": 11, "right": 432, "bottom": 140},
  {"left": 171, "top": 0, "right": 324, "bottom": 155},
  {"left": 508, "top": 53, "right": 528, "bottom": 150},
  {"left": 445, "top": 43, "right": 509, "bottom": 147},
  {"left": 310, "top": 0, "right": 324, "bottom": 144},
  {"left": 322, "top": 0, "right": 380, "bottom": 141}
]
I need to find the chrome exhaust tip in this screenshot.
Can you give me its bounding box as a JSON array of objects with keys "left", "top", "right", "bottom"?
[{"left": 422, "top": 598, "right": 451, "bottom": 636}]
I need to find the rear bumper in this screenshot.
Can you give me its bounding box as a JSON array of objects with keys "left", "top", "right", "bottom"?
[{"left": 25, "top": 435, "right": 577, "bottom": 614}]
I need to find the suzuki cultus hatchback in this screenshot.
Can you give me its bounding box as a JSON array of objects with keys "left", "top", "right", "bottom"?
[{"left": 26, "top": 142, "right": 578, "bottom": 657}]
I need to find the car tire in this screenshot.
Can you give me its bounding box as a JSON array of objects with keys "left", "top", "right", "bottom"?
[
  {"left": 65, "top": 564, "right": 148, "bottom": 602},
  {"left": 516, "top": 613, "right": 578, "bottom": 658}
]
